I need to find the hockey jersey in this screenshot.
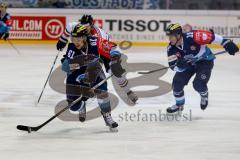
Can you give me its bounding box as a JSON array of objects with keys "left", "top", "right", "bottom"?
[
  {"left": 167, "top": 30, "right": 224, "bottom": 72},
  {"left": 63, "top": 35, "right": 116, "bottom": 74}
]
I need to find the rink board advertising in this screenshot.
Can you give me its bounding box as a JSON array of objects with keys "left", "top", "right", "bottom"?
[
  {"left": 5, "top": 9, "right": 240, "bottom": 46},
  {"left": 9, "top": 16, "right": 66, "bottom": 40},
  {"left": 92, "top": 15, "right": 240, "bottom": 42}
]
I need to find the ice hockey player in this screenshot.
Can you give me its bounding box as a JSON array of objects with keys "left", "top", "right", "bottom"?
[
  {"left": 0, "top": 2, "right": 11, "bottom": 40},
  {"left": 60, "top": 24, "right": 137, "bottom": 131},
  {"left": 166, "top": 23, "right": 239, "bottom": 113},
  {"left": 56, "top": 15, "right": 137, "bottom": 104}
]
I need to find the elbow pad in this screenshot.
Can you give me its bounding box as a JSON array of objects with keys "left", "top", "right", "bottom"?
[{"left": 110, "top": 49, "right": 125, "bottom": 77}]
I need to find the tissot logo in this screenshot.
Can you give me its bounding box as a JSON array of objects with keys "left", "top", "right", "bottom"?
[{"left": 95, "top": 19, "right": 171, "bottom": 32}]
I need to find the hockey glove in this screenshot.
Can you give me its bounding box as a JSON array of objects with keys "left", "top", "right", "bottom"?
[
  {"left": 56, "top": 40, "right": 67, "bottom": 51},
  {"left": 222, "top": 39, "right": 239, "bottom": 55},
  {"left": 61, "top": 55, "right": 67, "bottom": 64},
  {"left": 176, "top": 59, "right": 189, "bottom": 69}
]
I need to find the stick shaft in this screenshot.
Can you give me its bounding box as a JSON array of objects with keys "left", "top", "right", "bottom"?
[
  {"left": 138, "top": 50, "right": 227, "bottom": 75},
  {"left": 8, "top": 40, "right": 21, "bottom": 55},
  {"left": 37, "top": 51, "right": 61, "bottom": 104}
]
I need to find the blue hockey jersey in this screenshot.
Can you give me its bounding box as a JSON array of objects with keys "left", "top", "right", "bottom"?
[{"left": 167, "top": 30, "right": 224, "bottom": 72}]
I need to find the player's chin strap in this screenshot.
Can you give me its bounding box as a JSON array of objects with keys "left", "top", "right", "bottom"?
[{"left": 138, "top": 50, "right": 228, "bottom": 75}]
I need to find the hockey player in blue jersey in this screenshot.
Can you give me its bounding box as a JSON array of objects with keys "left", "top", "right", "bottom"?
[
  {"left": 0, "top": 3, "right": 11, "bottom": 40},
  {"left": 166, "top": 23, "right": 239, "bottom": 113},
  {"left": 61, "top": 24, "right": 138, "bottom": 130}
]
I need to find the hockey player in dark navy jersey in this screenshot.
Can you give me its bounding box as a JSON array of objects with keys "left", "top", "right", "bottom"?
[
  {"left": 61, "top": 24, "right": 138, "bottom": 130},
  {"left": 166, "top": 23, "right": 239, "bottom": 113},
  {"left": 0, "top": 3, "right": 11, "bottom": 40}
]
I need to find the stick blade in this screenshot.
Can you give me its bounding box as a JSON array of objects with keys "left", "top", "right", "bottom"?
[
  {"left": 137, "top": 71, "right": 151, "bottom": 74},
  {"left": 16, "top": 125, "right": 32, "bottom": 133}
]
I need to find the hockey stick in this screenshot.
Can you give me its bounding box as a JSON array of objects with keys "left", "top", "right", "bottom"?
[
  {"left": 17, "top": 74, "right": 113, "bottom": 133},
  {"left": 138, "top": 50, "right": 227, "bottom": 75},
  {"left": 8, "top": 40, "right": 21, "bottom": 55},
  {"left": 36, "top": 51, "right": 61, "bottom": 105},
  {"left": 225, "top": 36, "right": 240, "bottom": 39}
]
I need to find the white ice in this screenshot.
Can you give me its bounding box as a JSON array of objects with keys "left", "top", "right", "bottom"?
[{"left": 0, "top": 43, "right": 240, "bottom": 160}]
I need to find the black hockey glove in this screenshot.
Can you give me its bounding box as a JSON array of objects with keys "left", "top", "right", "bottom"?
[
  {"left": 176, "top": 59, "right": 189, "bottom": 69},
  {"left": 3, "top": 32, "right": 9, "bottom": 40},
  {"left": 56, "top": 40, "right": 67, "bottom": 51},
  {"left": 61, "top": 55, "right": 67, "bottom": 64},
  {"left": 222, "top": 39, "right": 239, "bottom": 55}
]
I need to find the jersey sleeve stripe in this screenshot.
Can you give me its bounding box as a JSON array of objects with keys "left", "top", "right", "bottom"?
[{"left": 168, "top": 55, "right": 178, "bottom": 63}]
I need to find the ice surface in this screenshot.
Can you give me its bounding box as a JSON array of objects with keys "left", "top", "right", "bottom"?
[{"left": 0, "top": 44, "right": 240, "bottom": 160}]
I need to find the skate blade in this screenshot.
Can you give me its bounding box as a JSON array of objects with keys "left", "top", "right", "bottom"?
[
  {"left": 109, "top": 127, "right": 118, "bottom": 132},
  {"left": 166, "top": 110, "right": 183, "bottom": 117},
  {"left": 126, "top": 98, "right": 138, "bottom": 106}
]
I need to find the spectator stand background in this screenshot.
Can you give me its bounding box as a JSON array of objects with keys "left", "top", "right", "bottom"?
[{"left": 2, "top": 0, "right": 240, "bottom": 9}]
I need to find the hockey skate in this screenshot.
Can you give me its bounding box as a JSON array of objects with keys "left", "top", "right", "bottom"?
[
  {"left": 78, "top": 101, "right": 86, "bottom": 122},
  {"left": 101, "top": 111, "right": 118, "bottom": 132},
  {"left": 166, "top": 104, "right": 184, "bottom": 115},
  {"left": 127, "top": 90, "right": 138, "bottom": 104},
  {"left": 200, "top": 93, "right": 208, "bottom": 110}
]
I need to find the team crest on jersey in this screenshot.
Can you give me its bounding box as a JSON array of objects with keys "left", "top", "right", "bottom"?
[
  {"left": 201, "top": 74, "right": 207, "bottom": 80},
  {"left": 190, "top": 45, "right": 196, "bottom": 51}
]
